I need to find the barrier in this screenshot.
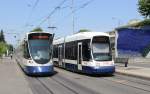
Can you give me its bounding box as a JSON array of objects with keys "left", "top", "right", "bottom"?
[{"left": 115, "top": 58, "right": 128, "bottom": 67}]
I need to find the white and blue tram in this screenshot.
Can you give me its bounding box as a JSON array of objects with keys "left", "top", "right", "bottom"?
[
  {"left": 16, "top": 32, "right": 54, "bottom": 75},
  {"left": 53, "top": 32, "right": 115, "bottom": 74}
]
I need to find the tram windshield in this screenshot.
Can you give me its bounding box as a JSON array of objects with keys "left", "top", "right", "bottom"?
[
  {"left": 28, "top": 33, "right": 53, "bottom": 64},
  {"left": 92, "top": 36, "right": 112, "bottom": 61},
  {"left": 29, "top": 40, "right": 51, "bottom": 64}
]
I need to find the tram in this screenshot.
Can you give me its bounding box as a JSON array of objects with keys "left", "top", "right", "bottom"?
[
  {"left": 16, "top": 32, "right": 54, "bottom": 75},
  {"left": 53, "top": 32, "right": 115, "bottom": 74}
]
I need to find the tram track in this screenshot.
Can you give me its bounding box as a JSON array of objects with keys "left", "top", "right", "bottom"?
[
  {"left": 26, "top": 67, "right": 150, "bottom": 94},
  {"left": 27, "top": 76, "right": 81, "bottom": 94},
  {"left": 50, "top": 77, "right": 79, "bottom": 94},
  {"left": 114, "top": 74, "right": 150, "bottom": 87},
  {"left": 50, "top": 73, "right": 100, "bottom": 94},
  {"left": 54, "top": 68, "right": 150, "bottom": 94},
  {"left": 26, "top": 77, "right": 54, "bottom": 94},
  {"left": 35, "top": 77, "right": 79, "bottom": 94},
  {"left": 101, "top": 74, "right": 150, "bottom": 93},
  {"left": 27, "top": 73, "right": 99, "bottom": 94},
  {"left": 36, "top": 78, "right": 54, "bottom": 94}
]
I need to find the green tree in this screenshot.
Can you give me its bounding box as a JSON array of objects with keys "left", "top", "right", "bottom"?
[
  {"left": 0, "top": 29, "right": 6, "bottom": 43},
  {"left": 7, "top": 44, "right": 13, "bottom": 53},
  {"left": 0, "top": 42, "right": 7, "bottom": 57},
  {"left": 138, "top": 0, "right": 150, "bottom": 18},
  {"left": 30, "top": 27, "right": 43, "bottom": 32},
  {"left": 78, "top": 29, "right": 90, "bottom": 33}
]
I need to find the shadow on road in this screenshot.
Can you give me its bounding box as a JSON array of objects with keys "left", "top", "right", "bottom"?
[{"left": 28, "top": 71, "right": 58, "bottom": 77}]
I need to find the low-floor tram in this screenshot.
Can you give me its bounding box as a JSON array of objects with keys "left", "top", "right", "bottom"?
[
  {"left": 53, "top": 32, "right": 115, "bottom": 75},
  {"left": 15, "top": 32, "right": 54, "bottom": 75}
]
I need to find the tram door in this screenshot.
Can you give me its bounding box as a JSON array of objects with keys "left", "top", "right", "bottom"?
[
  {"left": 58, "top": 45, "right": 63, "bottom": 67},
  {"left": 77, "top": 43, "right": 82, "bottom": 70}
]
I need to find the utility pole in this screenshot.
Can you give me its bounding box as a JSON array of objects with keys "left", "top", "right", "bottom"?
[
  {"left": 5, "top": 32, "right": 20, "bottom": 47},
  {"left": 48, "top": 26, "right": 57, "bottom": 33},
  {"left": 71, "top": 0, "right": 75, "bottom": 34},
  {"left": 112, "top": 17, "right": 122, "bottom": 27}
]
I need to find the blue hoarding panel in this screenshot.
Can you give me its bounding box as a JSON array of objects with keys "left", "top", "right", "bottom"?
[{"left": 117, "top": 28, "right": 150, "bottom": 58}]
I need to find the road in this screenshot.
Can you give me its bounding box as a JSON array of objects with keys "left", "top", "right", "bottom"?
[
  {"left": 1, "top": 57, "right": 150, "bottom": 94},
  {"left": 26, "top": 67, "right": 150, "bottom": 94}
]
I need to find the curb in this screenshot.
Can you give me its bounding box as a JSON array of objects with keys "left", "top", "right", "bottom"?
[{"left": 115, "top": 70, "right": 150, "bottom": 80}]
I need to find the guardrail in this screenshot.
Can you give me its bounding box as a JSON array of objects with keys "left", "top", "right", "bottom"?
[{"left": 115, "top": 58, "right": 129, "bottom": 67}]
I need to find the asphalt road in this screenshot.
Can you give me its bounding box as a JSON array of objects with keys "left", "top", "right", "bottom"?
[
  {"left": 26, "top": 67, "right": 150, "bottom": 94},
  {"left": 2, "top": 56, "right": 150, "bottom": 94}
]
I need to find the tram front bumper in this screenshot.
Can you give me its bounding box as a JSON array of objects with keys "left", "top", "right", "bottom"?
[
  {"left": 24, "top": 66, "right": 54, "bottom": 75},
  {"left": 82, "top": 66, "right": 115, "bottom": 74}
]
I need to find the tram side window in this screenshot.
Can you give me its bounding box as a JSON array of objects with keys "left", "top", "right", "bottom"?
[
  {"left": 53, "top": 46, "right": 58, "bottom": 58},
  {"left": 62, "top": 45, "right": 64, "bottom": 59},
  {"left": 82, "top": 42, "right": 91, "bottom": 61},
  {"left": 65, "top": 43, "right": 72, "bottom": 59},
  {"left": 65, "top": 44, "right": 68, "bottom": 59},
  {"left": 65, "top": 42, "right": 77, "bottom": 60},
  {"left": 75, "top": 44, "right": 77, "bottom": 60},
  {"left": 53, "top": 46, "right": 55, "bottom": 58},
  {"left": 65, "top": 44, "right": 70, "bottom": 59},
  {"left": 23, "top": 42, "right": 30, "bottom": 59},
  {"left": 72, "top": 44, "right": 77, "bottom": 60}
]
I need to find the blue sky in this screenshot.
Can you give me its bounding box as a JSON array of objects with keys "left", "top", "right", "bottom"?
[{"left": 0, "top": 0, "right": 143, "bottom": 46}]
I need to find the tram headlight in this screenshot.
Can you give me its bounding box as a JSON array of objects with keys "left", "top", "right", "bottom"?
[
  {"left": 28, "top": 60, "right": 33, "bottom": 64},
  {"left": 96, "top": 63, "right": 101, "bottom": 67}
]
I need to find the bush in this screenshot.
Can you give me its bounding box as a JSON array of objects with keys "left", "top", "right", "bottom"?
[
  {"left": 0, "top": 42, "right": 8, "bottom": 57},
  {"left": 137, "top": 19, "right": 150, "bottom": 27},
  {"left": 142, "top": 44, "right": 150, "bottom": 57}
]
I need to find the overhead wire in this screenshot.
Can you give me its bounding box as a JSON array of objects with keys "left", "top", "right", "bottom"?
[
  {"left": 55, "top": 0, "right": 95, "bottom": 25},
  {"left": 32, "top": 0, "right": 40, "bottom": 10},
  {"left": 25, "top": 0, "right": 40, "bottom": 27},
  {"left": 37, "top": 0, "right": 68, "bottom": 27},
  {"left": 69, "top": 0, "right": 95, "bottom": 17},
  {"left": 27, "top": 0, "right": 94, "bottom": 29}
]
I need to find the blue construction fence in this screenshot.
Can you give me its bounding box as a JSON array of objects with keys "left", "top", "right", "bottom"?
[{"left": 116, "top": 27, "right": 150, "bottom": 58}]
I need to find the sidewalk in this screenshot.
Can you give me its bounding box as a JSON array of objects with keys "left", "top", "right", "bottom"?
[
  {"left": 0, "top": 57, "right": 33, "bottom": 94},
  {"left": 115, "top": 63, "right": 150, "bottom": 80}
]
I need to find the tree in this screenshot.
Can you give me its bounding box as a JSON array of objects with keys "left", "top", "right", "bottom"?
[
  {"left": 7, "top": 44, "right": 13, "bottom": 53},
  {"left": 30, "top": 27, "right": 43, "bottom": 32},
  {"left": 78, "top": 29, "right": 91, "bottom": 33},
  {"left": 138, "top": 0, "right": 150, "bottom": 19},
  {"left": 0, "top": 29, "right": 6, "bottom": 43},
  {"left": 0, "top": 42, "right": 7, "bottom": 57}
]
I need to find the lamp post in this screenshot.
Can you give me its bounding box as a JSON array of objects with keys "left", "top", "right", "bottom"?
[
  {"left": 70, "top": 0, "right": 75, "bottom": 34},
  {"left": 48, "top": 26, "right": 57, "bottom": 33},
  {"left": 4, "top": 32, "right": 21, "bottom": 47},
  {"left": 112, "top": 17, "right": 123, "bottom": 28}
]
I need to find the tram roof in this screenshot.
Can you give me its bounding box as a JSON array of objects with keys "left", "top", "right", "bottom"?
[
  {"left": 26, "top": 32, "right": 53, "bottom": 35},
  {"left": 54, "top": 32, "right": 109, "bottom": 44},
  {"left": 24, "top": 32, "right": 53, "bottom": 40},
  {"left": 53, "top": 37, "right": 65, "bottom": 45}
]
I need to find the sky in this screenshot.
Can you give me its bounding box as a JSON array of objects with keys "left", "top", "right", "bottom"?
[{"left": 0, "top": 0, "right": 143, "bottom": 47}]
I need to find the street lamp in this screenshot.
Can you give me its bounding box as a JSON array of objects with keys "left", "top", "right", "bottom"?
[
  {"left": 112, "top": 17, "right": 123, "bottom": 27},
  {"left": 48, "top": 26, "right": 57, "bottom": 29},
  {"left": 48, "top": 26, "right": 57, "bottom": 33},
  {"left": 4, "top": 32, "right": 21, "bottom": 47}
]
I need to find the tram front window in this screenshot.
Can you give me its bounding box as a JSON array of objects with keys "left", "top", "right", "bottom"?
[
  {"left": 92, "top": 36, "right": 112, "bottom": 61},
  {"left": 29, "top": 40, "right": 51, "bottom": 64}
]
